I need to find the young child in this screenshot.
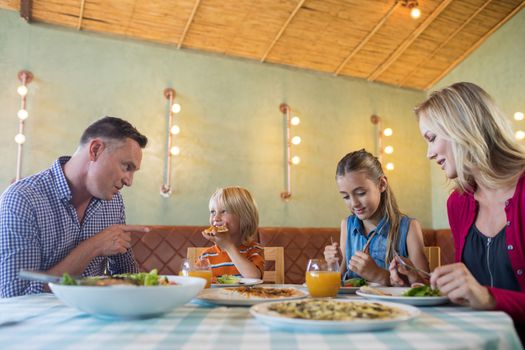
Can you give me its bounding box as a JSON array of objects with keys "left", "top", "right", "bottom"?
[
  {"left": 324, "top": 149, "right": 429, "bottom": 285},
  {"left": 200, "top": 186, "right": 264, "bottom": 279}
]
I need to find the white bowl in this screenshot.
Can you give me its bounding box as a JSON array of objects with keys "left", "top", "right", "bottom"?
[{"left": 49, "top": 275, "right": 205, "bottom": 318}]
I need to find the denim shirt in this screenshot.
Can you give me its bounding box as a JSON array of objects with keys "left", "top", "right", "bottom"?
[{"left": 343, "top": 215, "right": 411, "bottom": 280}]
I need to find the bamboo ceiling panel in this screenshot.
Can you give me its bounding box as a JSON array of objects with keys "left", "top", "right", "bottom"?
[{"left": 1, "top": 0, "right": 523, "bottom": 90}]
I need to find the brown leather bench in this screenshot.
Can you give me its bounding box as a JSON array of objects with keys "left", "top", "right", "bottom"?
[{"left": 131, "top": 226, "right": 454, "bottom": 284}]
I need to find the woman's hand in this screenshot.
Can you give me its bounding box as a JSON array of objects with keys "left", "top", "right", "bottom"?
[
  {"left": 324, "top": 242, "right": 342, "bottom": 265},
  {"left": 389, "top": 256, "right": 426, "bottom": 286},
  {"left": 349, "top": 251, "right": 387, "bottom": 284},
  {"left": 431, "top": 263, "right": 496, "bottom": 309}
]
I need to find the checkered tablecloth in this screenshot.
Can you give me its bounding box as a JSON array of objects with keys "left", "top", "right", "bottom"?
[{"left": 0, "top": 293, "right": 522, "bottom": 350}]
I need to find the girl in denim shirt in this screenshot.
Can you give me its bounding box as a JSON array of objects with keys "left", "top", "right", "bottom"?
[{"left": 324, "top": 149, "right": 429, "bottom": 285}]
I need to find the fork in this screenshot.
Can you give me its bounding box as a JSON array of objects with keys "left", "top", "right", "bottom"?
[{"left": 393, "top": 251, "right": 431, "bottom": 278}]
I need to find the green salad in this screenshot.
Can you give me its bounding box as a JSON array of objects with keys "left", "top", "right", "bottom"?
[
  {"left": 402, "top": 285, "right": 441, "bottom": 297},
  {"left": 343, "top": 278, "right": 366, "bottom": 287},
  {"left": 60, "top": 269, "right": 172, "bottom": 286},
  {"left": 216, "top": 275, "right": 240, "bottom": 284}
]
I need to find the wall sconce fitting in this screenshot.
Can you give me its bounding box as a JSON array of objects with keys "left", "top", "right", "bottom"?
[
  {"left": 280, "top": 103, "right": 301, "bottom": 200},
  {"left": 160, "top": 88, "right": 182, "bottom": 198},
  {"left": 15, "top": 70, "right": 33, "bottom": 181}
]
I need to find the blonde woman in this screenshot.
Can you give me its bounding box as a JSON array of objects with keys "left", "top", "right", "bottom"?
[
  {"left": 200, "top": 187, "right": 264, "bottom": 279},
  {"left": 414, "top": 82, "right": 525, "bottom": 338}
]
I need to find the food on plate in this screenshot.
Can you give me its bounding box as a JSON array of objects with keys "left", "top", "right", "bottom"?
[
  {"left": 359, "top": 286, "right": 392, "bottom": 296},
  {"left": 402, "top": 285, "right": 441, "bottom": 297},
  {"left": 203, "top": 225, "right": 228, "bottom": 234},
  {"left": 60, "top": 269, "right": 176, "bottom": 287},
  {"left": 343, "top": 278, "right": 366, "bottom": 287},
  {"left": 216, "top": 275, "right": 240, "bottom": 285},
  {"left": 268, "top": 299, "right": 407, "bottom": 321},
  {"left": 225, "top": 286, "right": 302, "bottom": 299}
]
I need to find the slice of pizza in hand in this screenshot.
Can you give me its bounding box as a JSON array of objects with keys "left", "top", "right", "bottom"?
[{"left": 203, "top": 225, "right": 229, "bottom": 235}]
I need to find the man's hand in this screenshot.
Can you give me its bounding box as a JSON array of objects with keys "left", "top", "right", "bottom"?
[{"left": 89, "top": 224, "right": 149, "bottom": 256}]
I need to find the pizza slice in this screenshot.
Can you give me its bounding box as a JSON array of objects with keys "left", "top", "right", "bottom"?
[{"left": 202, "top": 225, "right": 229, "bottom": 235}]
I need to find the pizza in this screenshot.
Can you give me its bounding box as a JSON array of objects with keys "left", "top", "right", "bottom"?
[
  {"left": 224, "top": 286, "right": 304, "bottom": 299},
  {"left": 203, "top": 225, "right": 228, "bottom": 235}
]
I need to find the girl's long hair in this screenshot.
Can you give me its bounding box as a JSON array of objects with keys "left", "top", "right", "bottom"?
[
  {"left": 336, "top": 149, "right": 402, "bottom": 264},
  {"left": 209, "top": 186, "right": 259, "bottom": 244},
  {"left": 414, "top": 82, "right": 525, "bottom": 193}
]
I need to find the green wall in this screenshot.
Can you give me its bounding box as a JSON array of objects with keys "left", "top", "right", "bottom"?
[
  {"left": 429, "top": 9, "right": 525, "bottom": 228},
  {"left": 0, "top": 9, "right": 431, "bottom": 228}
]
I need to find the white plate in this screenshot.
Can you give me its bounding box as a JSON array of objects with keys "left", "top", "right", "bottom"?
[
  {"left": 212, "top": 278, "right": 263, "bottom": 288},
  {"left": 196, "top": 286, "right": 307, "bottom": 306},
  {"left": 49, "top": 276, "right": 206, "bottom": 318},
  {"left": 356, "top": 287, "right": 449, "bottom": 306},
  {"left": 301, "top": 282, "right": 380, "bottom": 295},
  {"left": 250, "top": 299, "right": 420, "bottom": 332}
]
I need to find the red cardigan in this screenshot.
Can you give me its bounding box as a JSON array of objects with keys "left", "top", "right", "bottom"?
[{"left": 447, "top": 176, "right": 525, "bottom": 322}]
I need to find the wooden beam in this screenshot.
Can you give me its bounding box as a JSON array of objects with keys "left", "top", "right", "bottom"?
[
  {"left": 425, "top": 0, "right": 525, "bottom": 90},
  {"left": 77, "top": 0, "right": 86, "bottom": 30},
  {"left": 260, "top": 0, "right": 306, "bottom": 63},
  {"left": 367, "top": 0, "right": 454, "bottom": 82},
  {"left": 177, "top": 0, "right": 201, "bottom": 49},
  {"left": 20, "top": 0, "right": 32, "bottom": 22},
  {"left": 398, "top": 0, "right": 492, "bottom": 87},
  {"left": 334, "top": 2, "right": 400, "bottom": 76}
]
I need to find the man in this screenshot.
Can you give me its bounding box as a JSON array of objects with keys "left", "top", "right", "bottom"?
[{"left": 0, "top": 116, "right": 150, "bottom": 297}]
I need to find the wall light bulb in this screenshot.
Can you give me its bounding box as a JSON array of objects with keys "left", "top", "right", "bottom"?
[
  {"left": 17, "top": 85, "right": 28, "bottom": 96},
  {"left": 291, "top": 136, "right": 301, "bottom": 145},
  {"left": 410, "top": 7, "right": 421, "bottom": 19},
  {"left": 291, "top": 116, "right": 300, "bottom": 126},
  {"left": 383, "top": 128, "right": 393, "bottom": 137},
  {"left": 515, "top": 130, "right": 525, "bottom": 140},
  {"left": 170, "top": 146, "right": 180, "bottom": 156},
  {"left": 17, "top": 109, "right": 29, "bottom": 120},
  {"left": 514, "top": 112, "right": 524, "bottom": 121},
  {"left": 291, "top": 156, "right": 301, "bottom": 165},
  {"left": 171, "top": 103, "right": 181, "bottom": 114},
  {"left": 170, "top": 125, "right": 180, "bottom": 135},
  {"left": 384, "top": 145, "right": 394, "bottom": 154},
  {"left": 14, "top": 133, "right": 26, "bottom": 144},
  {"left": 386, "top": 162, "right": 395, "bottom": 171}
]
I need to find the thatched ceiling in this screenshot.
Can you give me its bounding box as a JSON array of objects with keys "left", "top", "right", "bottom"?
[{"left": 1, "top": 0, "right": 524, "bottom": 90}]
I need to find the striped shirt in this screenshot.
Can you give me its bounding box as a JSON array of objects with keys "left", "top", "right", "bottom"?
[
  {"left": 200, "top": 242, "right": 265, "bottom": 278},
  {"left": 0, "top": 157, "right": 138, "bottom": 298}
]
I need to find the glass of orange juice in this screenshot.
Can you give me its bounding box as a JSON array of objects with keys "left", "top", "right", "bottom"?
[
  {"left": 305, "top": 259, "right": 340, "bottom": 297},
  {"left": 180, "top": 257, "right": 212, "bottom": 288}
]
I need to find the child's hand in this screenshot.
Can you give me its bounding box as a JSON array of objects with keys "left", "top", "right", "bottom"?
[
  {"left": 389, "top": 256, "right": 426, "bottom": 286},
  {"left": 348, "top": 251, "right": 384, "bottom": 283},
  {"left": 202, "top": 227, "right": 234, "bottom": 250},
  {"left": 324, "top": 242, "right": 341, "bottom": 265}
]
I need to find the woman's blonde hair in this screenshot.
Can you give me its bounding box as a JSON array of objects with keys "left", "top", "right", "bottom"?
[
  {"left": 209, "top": 187, "right": 259, "bottom": 244},
  {"left": 414, "top": 82, "right": 525, "bottom": 193},
  {"left": 336, "top": 149, "right": 402, "bottom": 264}
]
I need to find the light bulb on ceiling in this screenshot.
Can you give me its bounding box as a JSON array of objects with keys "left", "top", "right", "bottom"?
[
  {"left": 514, "top": 112, "right": 524, "bottom": 121},
  {"left": 291, "top": 156, "right": 301, "bottom": 165},
  {"left": 383, "top": 128, "right": 393, "bottom": 137},
  {"left": 291, "top": 116, "right": 300, "bottom": 126},
  {"left": 170, "top": 125, "right": 180, "bottom": 135},
  {"left": 386, "top": 162, "right": 395, "bottom": 171},
  {"left": 170, "top": 146, "right": 180, "bottom": 156},
  {"left": 291, "top": 136, "right": 301, "bottom": 145},
  {"left": 410, "top": 7, "right": 421, "bottom": 19},
  {"left": 384, "top": 145, "right": 394, "bottom": 154},
  {"left": 171, "top": 103, "right": 181, "bottom": 114},
  {"left": 515, "top": 130, "right": 525, "bottom": 140},
  {"left": 17, "top": 109, "right": 28, "bottom": 120},
  {"left": 14, "top": 133, "right": 26, "bottom": 144},
  {"left": 17, "top": 85, "right": 28, "bottom": 96}
]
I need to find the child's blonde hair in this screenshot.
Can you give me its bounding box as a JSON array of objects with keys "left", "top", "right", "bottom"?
[
  {"left": 336, "top": 149, "right": 402, "bottom": 264},
  {"left": 209, "top": 187, "right": 259, "bottom": 244},
  {"left": 414, "top": 82, "right": 525, "bottom": 193}
]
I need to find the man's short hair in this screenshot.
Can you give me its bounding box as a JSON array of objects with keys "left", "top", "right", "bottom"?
[{"left": 80, "top": 116, "right": 148, "bottom": 148}]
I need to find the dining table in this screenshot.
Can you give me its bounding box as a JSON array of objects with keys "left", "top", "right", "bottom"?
[{"left": 0, "top": 286, "right": 522, "bottom": 350}]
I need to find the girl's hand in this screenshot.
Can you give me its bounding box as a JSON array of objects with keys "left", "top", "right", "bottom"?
[
  {"left": 349, "top": 251, "right": 386, "bottom": 283},
  {"left": 389, "top": 256, "right": 425, "bottom": 286},
  {"left": 430, "top": 263, "right": 496, "bottom": 309},
  {"left": 324, "top": 242, "right": 342, "bottom": 265}
]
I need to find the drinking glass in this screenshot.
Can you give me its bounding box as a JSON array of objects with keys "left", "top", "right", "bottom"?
[
  {"left": 180, "top": 257, "right": 212, "bottom": 288},
  {"left": 305, "top": 258, "right": 341, "bottom": 297}
]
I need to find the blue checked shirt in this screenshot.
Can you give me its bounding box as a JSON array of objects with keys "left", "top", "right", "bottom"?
[{"left": 0, "top": 157, "right": 138, "bottom": 298}]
